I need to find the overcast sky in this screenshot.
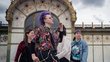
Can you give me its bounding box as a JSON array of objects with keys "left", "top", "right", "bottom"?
[
  {"left": 0, "top": 0, "right": 110, "bottom": 24},
  {"left": 72, "top": 0, "right": 110, "bottom": 24},
  {"left": 0, "top": 0, "right": 11, "bottom": 24}
]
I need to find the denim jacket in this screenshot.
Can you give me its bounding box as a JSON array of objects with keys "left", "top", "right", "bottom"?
[{"left": 71, "top": 39, "right": 88, "bottom": 62}]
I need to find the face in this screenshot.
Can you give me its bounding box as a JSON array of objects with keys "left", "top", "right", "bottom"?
[
  {"left": 75, "top": 32, "right": 81, "bottom": 40},
  {"left": 59, "top": 23, "right": 63, "bottom": 28},
  {"left": 27, "top": 31, "right": 35, "bottom": 40},
  {"left": 44, "top": 14, "right": 54, "bottom": 25}
]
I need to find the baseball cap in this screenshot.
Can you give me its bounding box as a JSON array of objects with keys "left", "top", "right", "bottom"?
[{"left": 74, "top": 29, "right": 81, "bottom": 34}]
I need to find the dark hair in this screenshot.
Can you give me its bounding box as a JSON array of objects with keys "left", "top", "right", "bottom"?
[
  {"left": 23, "top": 29, "right": 33, "bottom": 46},
  {"left": 73, "top": 37, "right": 76, "bottom": 41},
  {"left": 74, "top": 29, "right": 81, "bottom": 34},
  {"left": 40, "top": 11, "right": 51, "bottom": 25},
  {"left": 58, "top": 23, "right": 66, "bottom": 42},
  {"left": 63, "top": 25, "right": 66, "bottom": 36},
  {"left": 57, "top": 23, "right": 66, "bottom": 36}
]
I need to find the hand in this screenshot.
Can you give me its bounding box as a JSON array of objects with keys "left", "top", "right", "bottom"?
[
  {"left": 32, "top": 54, "right": 39, "bottom": 62},
  {"left": 34, "top": 57, "right": 39, "bottom": 62}
]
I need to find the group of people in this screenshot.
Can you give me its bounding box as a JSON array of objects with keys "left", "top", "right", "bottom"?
[{"left": 14, "top": 11, "right": 88, "bottom": 62}]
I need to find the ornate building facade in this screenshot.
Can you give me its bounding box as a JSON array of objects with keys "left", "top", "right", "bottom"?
[
  {"left": 1, "top": 23, "right": 110, "bottom": 62},
  {"left": 0, "top": 0, "right": 110, "bottom": 62},
  {"left": 5, "top": 0, "right": 76, "bottom": 62},
  {"left": 75, "top": 23, "right": 110, "bottom": 62}
]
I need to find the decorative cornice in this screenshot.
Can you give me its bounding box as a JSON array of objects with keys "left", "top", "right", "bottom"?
[{"left": 6, "top": 0, "right": 77, "bottom": 23}]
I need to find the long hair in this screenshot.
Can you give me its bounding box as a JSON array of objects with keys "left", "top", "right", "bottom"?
[
  {"left": 73, "top": 37, "right": 76, "bottom": 41},
  {"left": 63, "top": 25, "right": 66, "bottom": 36},
  {"left": 23, "top": 29, "right": 33, "bottom": 46},
  {"left": 57, "top": 23, "right": 67, "bottom": 42},
  {"left": 57, "top": 23, "right": 66, "bottom": 36}
]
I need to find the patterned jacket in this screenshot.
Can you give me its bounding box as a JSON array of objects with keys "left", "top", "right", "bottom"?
[{"left": 34, "top": 26, "right": 56, "bottom": 51}]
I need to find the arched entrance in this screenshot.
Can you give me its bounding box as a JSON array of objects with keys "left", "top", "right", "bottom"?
[
  {"left": 25, "top": 10, "right": 59, "bottom": 31},
  {"left": 6, "top": 0, "right": 76, "bottom": 62}
]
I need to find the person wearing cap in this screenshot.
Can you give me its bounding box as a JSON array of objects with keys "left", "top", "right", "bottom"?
[
  {"left": 71, "top": 29, "right": 88, "bottom": 62},
  {"left": 32, "top": 11, "right": 66, "bottom": 62}
]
